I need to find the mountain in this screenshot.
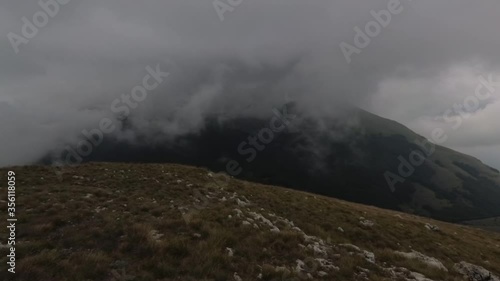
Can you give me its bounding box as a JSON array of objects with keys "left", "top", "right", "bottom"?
[
  {"left": 44, "top": 105, "right": 500, "bottom": 222},
  {"left": 2, "top": 163, "right": 499, "bottom": 281}
]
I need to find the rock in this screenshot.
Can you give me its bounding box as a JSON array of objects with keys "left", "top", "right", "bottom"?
[
  {"left": 236, "top": 198, "right": 250, "bottom": 207},
  {"left": 233, "top": 272, "right": 242, "bottom": 281},
  {"left": 424, "top": 223, "right": 440, "bottom": 232},
  {"left": 307, "top": 242, "right": 328, "bottom": 257},
  {"left": 355, "top": 271, "right": 369, "bottom": 280},
  {"left": 453, "top": 261, "right": 500, "bottom": 281},
  {"left": 95, "top": 206, "right": 106, "bottom": 213},
  {"left": 233, "top": 209, "right": 243, "bottom": 218},
  {"left": 339, "top": 244, "right": 375, "bottom": 263},
  {"left": 395, "top": 250, "right": 447, "bottom": 271},
  {"left": 340, "top": 243, "right": 361, "bottom": 252},
  {"left": 410, "top": 271, "right": 434, "bottom": 281},
  {"left": 318, "top": 271, "right": 328, "bottom": 277},
  {"left": 295, "top": 259, "right": 306, "bottom": 273},
  {"left": 149, "top": 230, "right": 164, "bottom": 241},
  {"left": 363, "top": 250, "right": 376, "bottom": 263},
  {"left": 248, "top": 211, "right": 276, "bottom": 230},
  {"left": 360, "top": 219, "right": 375, "bottom": 227},
  {"left": 385, "top": 266, "right": 435, "bottom": 281},
  {"left": 315, "top": 258, "right": 339, "bottom": 271},
  {"left": 275, "top": 266, "right": 286, "bottom": 272}
]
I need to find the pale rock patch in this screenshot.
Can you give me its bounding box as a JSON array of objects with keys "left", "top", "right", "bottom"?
[
  {"left": 233, "top": 272, "right": 242, "bottom": 281},
  {"left": 453, "top": 261, "right": 500, "bottom": 281},
  {"left": 149, "top": 230, "right": 164, "bottom": 241},
  {"left": 237, "top": 198, "right": 250, "bottom": 207},
  {"left": 315, "top": 258, "right": 339, "bottom": 271},
  {"left": 317, "top": 271, "right": 328, "bottom": 277},
  {"left": 424, "top": 223, "right": 440, "bottom": 232},
  {"left": 233, "top": 209, "right": 243, "bottom": 218},
  {"left": 339, "top": 244, "right": 375, "bottom": 263},
  {"left": 359, "top": 218, "right": 375, "bottom": 227},
  {"left": 395, "top": 250, "right": 447, "bottom": 271}
]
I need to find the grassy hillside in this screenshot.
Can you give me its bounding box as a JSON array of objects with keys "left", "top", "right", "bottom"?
[
  {"left": 463, "top": 216, "right": 500, "bottom": 233},
  {"left": 1, "top": 163, "right": 499, "bottom": 281}
]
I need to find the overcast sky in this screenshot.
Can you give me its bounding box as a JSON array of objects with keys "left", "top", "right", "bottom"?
[{"left": 1, "top": 0, "right": 500, "bottom": 168}]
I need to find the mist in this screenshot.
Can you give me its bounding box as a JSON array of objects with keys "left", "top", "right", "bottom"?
[{"left": 1, "top": 0, "right": 500, "bottom": 168}]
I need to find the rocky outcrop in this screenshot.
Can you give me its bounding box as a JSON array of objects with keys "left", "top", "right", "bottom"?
[{"left": 454, "top": 261, "right": 500, "bottom": 281}]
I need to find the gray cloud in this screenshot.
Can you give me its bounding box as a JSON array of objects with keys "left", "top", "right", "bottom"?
[{"left": 1, "top": 0, "right": 500, "bottom": 168}]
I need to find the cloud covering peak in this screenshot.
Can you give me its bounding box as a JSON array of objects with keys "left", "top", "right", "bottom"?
[{"left": 1, "top": 0, "right": 500, "bottom": 168}]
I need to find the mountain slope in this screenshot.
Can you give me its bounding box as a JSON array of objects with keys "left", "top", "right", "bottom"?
[
  {"left": 44, "top": 106, "right": 500, "bottom": 222},
  {"left": 356, "top": 109, "right": 500, "bottom": 221},
  {"left": 1, "top": 163, "right": 499, "bottom": 281}
]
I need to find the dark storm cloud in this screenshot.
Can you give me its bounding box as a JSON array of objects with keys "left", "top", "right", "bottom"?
[{"left": 1, "top": 0, "right": 500, "bottom": 167}]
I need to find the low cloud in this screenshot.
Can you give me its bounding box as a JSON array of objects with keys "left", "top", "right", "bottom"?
[{"left": 1, "top": 0, "right": 500, "bottom": 167}]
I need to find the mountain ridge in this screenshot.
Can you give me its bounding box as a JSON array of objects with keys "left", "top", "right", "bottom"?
[{"left": 42, "top": 106, "right": 500, "bottom": 222}]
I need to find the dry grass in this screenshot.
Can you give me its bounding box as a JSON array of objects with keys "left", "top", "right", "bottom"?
[{"left": 0, "top": 162, "right": 499, "bottom": 280}]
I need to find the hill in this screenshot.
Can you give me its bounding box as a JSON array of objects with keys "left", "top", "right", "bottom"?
[
  {"left": 1, "top": 162, "right": 499, "bottom": 281},
  {"left": 44, "top": 106, "right": 500, "bottom": 222}
]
